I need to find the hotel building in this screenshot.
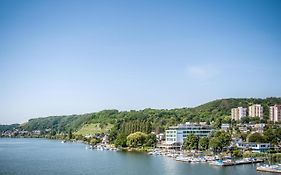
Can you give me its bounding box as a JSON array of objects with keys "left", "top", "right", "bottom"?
[{"left": 165, "top": 123, "right": 214, "bottom": 144}]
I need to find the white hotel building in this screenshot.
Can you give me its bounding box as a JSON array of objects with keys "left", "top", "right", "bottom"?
[{"left": 165, "top": 123, "right": 214, "bottom": 144}]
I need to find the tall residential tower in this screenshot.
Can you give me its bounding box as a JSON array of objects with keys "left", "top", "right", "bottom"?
[
  {"left": 249, "top": 104, "right": 263, "bottom": 118},
  {"left": 231, "top": 107, "right": 247, "bottom": 121},
  {"left": 270, "top": 105, "right": 281, "bottom": 123}
]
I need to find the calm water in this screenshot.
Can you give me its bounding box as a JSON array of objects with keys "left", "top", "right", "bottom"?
[{"left": 0, "top": 138, "right": 273, "bottom": 175}]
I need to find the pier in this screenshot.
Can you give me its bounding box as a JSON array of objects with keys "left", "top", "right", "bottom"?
[
  {"left": 257, "top": 165, "right": 281, "bottom": 173},
  {"left": 210, "top": 158, "right": 263, "bottom": 166}
]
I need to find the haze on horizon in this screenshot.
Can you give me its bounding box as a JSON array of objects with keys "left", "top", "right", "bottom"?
[{"left": 0, "top": 0, "right": 281, "bottom": 124}]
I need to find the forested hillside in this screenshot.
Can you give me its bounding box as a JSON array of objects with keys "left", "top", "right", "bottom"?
[
  {"left": 0, "top": 124, "right": 19, "bottom": 132},
  {"left": 14, "top": 97, "right": 281, "bottom": 136}
]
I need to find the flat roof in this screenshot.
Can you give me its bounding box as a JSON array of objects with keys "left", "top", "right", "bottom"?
[{"left": 168, "top": 124, "right": 213, "bottom": 129}]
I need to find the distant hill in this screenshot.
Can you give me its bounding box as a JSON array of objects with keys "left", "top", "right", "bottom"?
[
  {"left": 0, "top": 124, "right": 20, "bottom": 132},
  {"left": 192, "top": 97, "right": 281, "bottom": 118},
  {"left": 5, "top": 97, "right": 281, "bottom": 134}
]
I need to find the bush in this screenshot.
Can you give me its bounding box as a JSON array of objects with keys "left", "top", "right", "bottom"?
[
  {"left": 114, "top": 134, "right": 127, "bottom": 147},
  {"left": 232, "top": 150, "right": 242, "bottom": 157},
  {"left": 127, "top": 132, "right": 148, "bottom": 148},
  {"left": 248, "top": 132, "right": 265, "bottom": 143}
]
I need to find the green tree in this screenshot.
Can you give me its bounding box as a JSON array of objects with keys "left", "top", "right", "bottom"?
[
  {"left": 199, "top": 137, "right": 209, "bottom": 150},
  {"left": 126, "top": 132, "right": 148, "bottom": 148},
  {"left": 209, "top": 131, "right": 231, "bottom": 152},
  {"left": 220, "top": 131, "right": 231, "bottom": 148},
  {"left": 50, "top": 130, "right": 56, "bottom": 136},
  {"left": 222, "top": 116, "right": 232, "bottom": 124},
  {"left": 213, "top": 118, "right": 223, "bottom": 129},
  {"left": 209, "top": 137, "right": 221, "bottom": 152},
  {"left": 263, "top": 127, "right": 281, "bottom": 145},
  {"left": 241, "top": 117, "right": 250, "bottom": 124},
  {"left": 231, "top": 150, "right": 242, "bottom": 157},
  {"left": 68, "top": 129, "right": 73, "bottom": 140},
  {"left": 90, "top": 138, "right": 101, "bottom": 145},
  {"left": 114, "top": 134, "right": 127, "bottom": 147},
  {"left": 145, "top": 134, "right": 157, "bottom": 147},
  {"left": 183, "top": 134, "right": 199, "bottom": 150},
  {"left": 240, "top": 132, "right": 248, "bottom": 142},
  {"left": 248, "top": 132, "right": 265, "bottom": 143}
]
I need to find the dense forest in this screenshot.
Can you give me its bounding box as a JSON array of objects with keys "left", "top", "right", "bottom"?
[{"left": 2, "top": 98, "right": 281, "bottom": 136}]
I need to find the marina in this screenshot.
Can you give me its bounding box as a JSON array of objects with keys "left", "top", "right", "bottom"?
[
  {"left": 85, "top": 144, "right": 120, "bottom": 151},
  {"left": 147, "top": 149, "right": 266, "bottom": 168}
]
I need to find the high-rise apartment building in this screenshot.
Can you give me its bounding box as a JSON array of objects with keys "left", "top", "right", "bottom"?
[
  {"left": 249, "top": 104, "right": 263, "bottom": 118},
  {"left": 231, "top": 107, "right": 247, "bottom": 121},
  {"left": 269, "top": 105, "right": 281, "bottom": 123}
]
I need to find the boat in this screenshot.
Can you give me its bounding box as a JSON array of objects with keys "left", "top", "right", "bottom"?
[
  {"left": 175, "top": 156, "right": 190, "bottom": 162},
  {"left": 205, "top": 156, "right": 216, "bottom": 162},
  {"left": 235, "top": 158, "right": 263, "bottom": 165},
  {"left": 190, "top": 157, "right": 201, "bottom": 163},
  {"left": 210, "top": 159, "right": 234, "bottom": 166}
]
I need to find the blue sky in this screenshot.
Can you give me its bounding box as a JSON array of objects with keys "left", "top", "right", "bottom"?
[{"left": 0, "top": 0, "right": 281, "bottom": 124}]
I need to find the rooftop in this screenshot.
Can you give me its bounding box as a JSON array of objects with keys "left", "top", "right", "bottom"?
[{"left": 168, "top": 123, "right": 213, "bottom": 130}]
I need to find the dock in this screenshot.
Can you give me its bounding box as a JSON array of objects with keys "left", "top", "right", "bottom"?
[
  {"left": 257, "top": 165, "right": 281, "bottom": 173},
  {"left": 210, "top": 158, "right": 263, "bottom": 166}
]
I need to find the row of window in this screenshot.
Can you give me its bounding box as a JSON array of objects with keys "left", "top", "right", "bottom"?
[
  {"left": 166, "top": 138, "right": 176, "bottom": 141},
  {"left": 182, "top": 130, "right": 211, "bottom": 134},
  {"left": 167, "top": 130, "right": 212, "bottom": 133},
  {"left": 172, "top": 127, "right": 212, "bottom": 130},
  {"left": 183, "top": 134, "right": 207, "bottom": 137},
  {"left": 238, "top": 144, "right": 270, "bottom": 148}
]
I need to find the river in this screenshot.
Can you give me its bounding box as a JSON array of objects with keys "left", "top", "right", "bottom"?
[{"left": 0, "top": 138, "right": 273, "bottom": 175}]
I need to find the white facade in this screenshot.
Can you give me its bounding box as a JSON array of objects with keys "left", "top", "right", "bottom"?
[
  {"left": 253, "top": 123, "right": 266, "bottom": 133},
  {"left": 231, "top": 107, "right": 247, "bottom": 121},
  {"left": 165, "top": 124, "right": 214, "bottom": 144},
  {"left": 236, "top": 142, "right": 271, "bottom": 153},
  {"left": 249, "top": 104, "right": 263, "bottom": 118},
  {"left": 221, "top": 123, "right": 230, "bottom": 131},
  {"left": 270, "top": 105, "right": 281, "bottom": 123}
]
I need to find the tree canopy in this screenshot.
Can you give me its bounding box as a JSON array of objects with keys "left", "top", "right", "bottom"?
[
  {"left": 183, "top": 134, "right": 199, "bottom": 150},
  {"left": 126, "top": 132, "right": 148, "bottom": 148}
]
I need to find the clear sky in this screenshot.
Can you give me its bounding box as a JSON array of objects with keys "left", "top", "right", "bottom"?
[{"left": 0, "top": 0, "right": 281, "bottom": 124}]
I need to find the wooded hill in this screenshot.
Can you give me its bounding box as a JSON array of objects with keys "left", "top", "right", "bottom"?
[
  {"left": 0, "top": 124, "right": 19, "bottom": 132},
  {"left": 4, "top": 97, "right": 281, "bottom": 135}
]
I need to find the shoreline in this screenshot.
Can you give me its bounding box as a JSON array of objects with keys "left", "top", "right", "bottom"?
[
  {"left": 2, "top": 137, "right": 280, "bottom": 173},
  {"left": 1, "top": 137, "right": 280, "bottom": 168}
]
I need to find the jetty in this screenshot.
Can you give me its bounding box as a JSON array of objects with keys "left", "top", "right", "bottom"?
[
  {"left": 257, "top": 165, "right": 281, "bottom": 173},
  {"left": 210, "top": 158, "right": 263, "bottom": 166}
]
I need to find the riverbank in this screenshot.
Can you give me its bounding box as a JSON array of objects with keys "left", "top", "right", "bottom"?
[
  {"left": 1, "top": 138, "right": 270, "bottom": 175},
  {"left": 3, "top": 135, "right": 281, "bottom": 169}
]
